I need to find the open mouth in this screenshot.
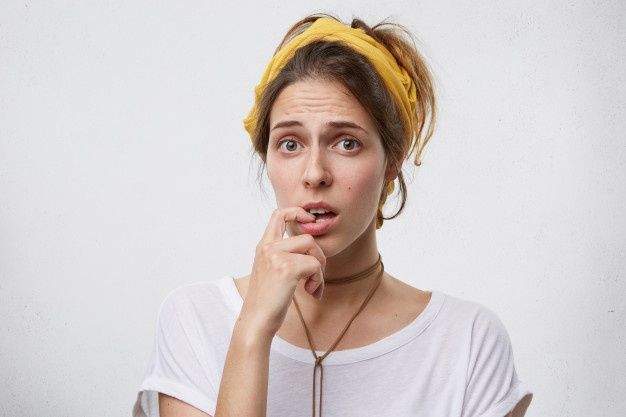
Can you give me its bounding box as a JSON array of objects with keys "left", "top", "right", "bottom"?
[
  {"left": 310, "top": 212, "right": 337, "bottom": 223},
  {"left": 298, "top": 211, "right": 339, "bottom": 236}
]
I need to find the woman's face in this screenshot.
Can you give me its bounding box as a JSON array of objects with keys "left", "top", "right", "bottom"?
[{"left": 266, "top": 78, "right": 393, "bottom": 255}]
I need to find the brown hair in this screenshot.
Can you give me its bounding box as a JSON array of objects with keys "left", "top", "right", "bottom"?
[{"left": 248, "top": 13, "right": 437, "bottom": 229}]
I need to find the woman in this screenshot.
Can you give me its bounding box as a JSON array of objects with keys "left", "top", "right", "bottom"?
[{"left": 133, "top": 13, "right": 533, "bottom": 417}]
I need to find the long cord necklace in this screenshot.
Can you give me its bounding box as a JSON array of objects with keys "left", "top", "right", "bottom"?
[{"left": 291, "top": 252, "right": 384, "bottom": 417}]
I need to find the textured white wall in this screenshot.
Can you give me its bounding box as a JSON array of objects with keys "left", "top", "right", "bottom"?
[{"left": 1, "top": 1, "right": 624, "bottom": 416}]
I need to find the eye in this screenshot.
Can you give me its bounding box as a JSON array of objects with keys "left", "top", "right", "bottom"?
[
  {"left": 337, "top": 137, "right": 361, "bottom": 152},
  {"left": 277, "top": 138, "right": 300, "bottom": 153}
]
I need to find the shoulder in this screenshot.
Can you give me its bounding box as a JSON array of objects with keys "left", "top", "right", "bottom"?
[
  {"left": 439, "top": 291, "right": 509, "bottom": 331},
  {"left": 390, "top": 275, "right": 509, "bottom": 331},
  {"left": 436, "top": 293, "right": 519, "bottom": 379},
  {"left": 162, "top": 276, "right": 229, "bottom": 305},
  {"left": 156, "top": 277, "right": 235, "bottom": 328},
  {"left": 385, "top": 277, "right": 509, "bottom": 336},
  {"left": 421, "top": 290, "right": 515, "bottom": 360}
]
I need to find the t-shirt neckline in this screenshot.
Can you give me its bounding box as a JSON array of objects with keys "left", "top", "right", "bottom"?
[{"left": 221, "top": 275, "right": 445, "bottom": 365}]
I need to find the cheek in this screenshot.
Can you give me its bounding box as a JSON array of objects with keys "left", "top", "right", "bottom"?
[
  {"left": 268, "top": 165, "right": 297, "bottom": 199},
  {"left": 344, "top": 171, "right": 382, "bottom": 208},
  {"left": 354, "top": 178, "right": 379, "bottom": 199}
]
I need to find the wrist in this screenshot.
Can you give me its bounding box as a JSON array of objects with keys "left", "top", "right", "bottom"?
[{"left": 233, "top": 315, "right": 275, "bottom": 348}]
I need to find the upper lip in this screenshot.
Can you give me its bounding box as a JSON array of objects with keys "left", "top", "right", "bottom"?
[{"left": 301, "top": 201, "right": 338, "bottom": 213}]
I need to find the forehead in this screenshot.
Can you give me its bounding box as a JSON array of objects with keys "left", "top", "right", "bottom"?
[{"left": 269, "top": 78, "right": 374, "bottom": 128}]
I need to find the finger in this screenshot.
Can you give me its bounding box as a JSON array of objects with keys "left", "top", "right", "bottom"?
[
  {"left": 271, "top": 233, "right": 327, "bottom": 272},
  {"left": 312, "top": 283, "right": 324, "bottom": 300},
  {"left": 306, "top": 277, "right": 324, "bottom": 300},
  {"left": 290, "top": 253, "right": 325, "bottom": 296},
  {"left": 260, "top": 207, "right": 316, "bottom": 244}
]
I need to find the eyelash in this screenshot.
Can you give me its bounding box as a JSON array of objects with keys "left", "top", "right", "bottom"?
[{"left": 276, "top": 137, "right": 361, "bottom": 153}]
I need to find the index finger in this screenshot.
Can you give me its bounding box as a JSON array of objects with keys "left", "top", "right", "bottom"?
[{"left": 260, "top": 207, "right": 315, "bottom": 244}]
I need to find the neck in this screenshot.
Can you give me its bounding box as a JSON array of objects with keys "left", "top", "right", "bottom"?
[{"left": 293, "top": 220, "right": 386, "bottom": 314}]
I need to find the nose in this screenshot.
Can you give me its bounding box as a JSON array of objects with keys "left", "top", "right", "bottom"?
[{"left": 302, "top": 145, "right": 332, "bottom": 188}]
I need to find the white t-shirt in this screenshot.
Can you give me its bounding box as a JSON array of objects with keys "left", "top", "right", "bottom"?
[{"left": 133, "top": 275, "right": 533, "bottom": 417}]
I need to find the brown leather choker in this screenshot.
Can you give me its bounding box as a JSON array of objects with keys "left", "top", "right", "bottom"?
[{"left": 292, "top": 252, "right": 384, "bottom": 417}]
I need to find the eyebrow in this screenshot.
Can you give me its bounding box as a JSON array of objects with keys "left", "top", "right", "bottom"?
[{"left": 270, "top": 120, "right": 368, "bottom": 134}]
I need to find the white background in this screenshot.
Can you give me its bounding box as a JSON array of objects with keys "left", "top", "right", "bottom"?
[{"left": 1, "top": 1, "right": 624, "bottom": 416}]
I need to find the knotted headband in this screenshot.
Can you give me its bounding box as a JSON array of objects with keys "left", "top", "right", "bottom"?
[{"left": 242, "top": 17, "right": 418, "bottom": 148}]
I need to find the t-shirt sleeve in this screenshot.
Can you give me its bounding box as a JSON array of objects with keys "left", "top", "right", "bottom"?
[
  {"left": 461, "top": 306, "right": 533, "bottom": 417},
  {"left": 132, "top": 288, "right": 218, "bottom": 417}
]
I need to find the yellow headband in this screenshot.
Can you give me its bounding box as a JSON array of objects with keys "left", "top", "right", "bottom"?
[{"left": 242, "top": 17, "right": 417, "bottom": 147}]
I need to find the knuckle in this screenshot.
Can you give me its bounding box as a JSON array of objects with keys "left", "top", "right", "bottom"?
[
  {"left": 276, "top": 259, "right": 290, "bottom": 275},
  {"left": 315, "top": 258, "right": 323, "bottom": 270},
  {"left": 257, "top": 242, "right": 271, "bottom": 255},
  {"left": 269, "top": 251, "right": 282, "bottom": 265},
  {"left": 304, "top": 234, "right": 315, "bottom": 245}
]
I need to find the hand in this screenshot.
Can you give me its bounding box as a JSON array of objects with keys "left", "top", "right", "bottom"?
[{"left": 238, "top": 207, "right": 326, "bottom": 338}]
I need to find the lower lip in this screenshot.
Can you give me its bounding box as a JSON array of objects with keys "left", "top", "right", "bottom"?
[{"left": 297, "top": 214, "right": 339, "bottom": 236}]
